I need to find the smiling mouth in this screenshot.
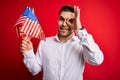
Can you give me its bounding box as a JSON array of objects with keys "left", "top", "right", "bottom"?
[{"left": 60, "top": 27, "right": 69, "bottom": 30}]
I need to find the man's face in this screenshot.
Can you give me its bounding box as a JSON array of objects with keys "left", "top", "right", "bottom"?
[{"left": 58, "top": 11, "right": 75, "bottom": 38}]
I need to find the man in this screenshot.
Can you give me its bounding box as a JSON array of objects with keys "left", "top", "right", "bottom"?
[{"left": 20, "top": 5, "right": 104, "bottom": 80}]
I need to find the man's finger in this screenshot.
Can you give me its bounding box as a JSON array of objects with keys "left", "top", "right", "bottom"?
[
  {"left": 22, "top": 40, "right": 29, "bottom": 46},
  {"left": 23, "top": 36, "right": 32, "bottom": 45},
  {"left": 21, "top": 43, "right": 27, "bottom": 48},
  {"left": 76, "top": 6, "right": 80, "bottom": 18},
  {"left": 74, "top": 6, "right": 77, "bottom": 12},
  {"left": 20, "top": 45, "right": 26, "bottom": 52},
  {"left": 22, "top": 35, "right": 27, "bottom": 39},
  {"left": 27, "top": 37, "right": 32, "bottom": 44},
  {"left": 20, "top": 48, "right": 27, "bottom": 53},
  {"left": 22, "top": 35, "right": 30, "bottom": 41}
]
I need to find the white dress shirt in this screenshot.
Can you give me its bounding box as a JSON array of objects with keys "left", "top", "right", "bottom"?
[{"left": 23, "top": 29, "right": 104, "bottom": 80}]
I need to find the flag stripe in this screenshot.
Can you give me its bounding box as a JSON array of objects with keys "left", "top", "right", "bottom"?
[
  {"left": 30, "top": 21, "right": 37, "bottom": 36},
  {"left": 14, "top": 7, "right": 45, "bottom": 40},
  {"left": 26, "top": 21, "right": 35, "bottom": 35},
  {"left": 24, "top": 19, "right": 32, "bottom": 33},
  {"left": 36, "top": 28, "right": 41, "bottom": 37},
  {"left": 21, "top": 18, "right": 29, "bottom": 32},
  {"left": 32, "top": 24, "right": 39, "bottom": 37},
  {"left": 14, "top": 16, "right": 26, "bottom": 26},
  {"left": 35, "top": 26, "right": 40, "bottom": 38}
]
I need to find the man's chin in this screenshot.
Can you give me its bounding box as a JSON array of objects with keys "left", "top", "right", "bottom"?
[{"left": 58, "top": 33, "right": 71, "bottom": 38}]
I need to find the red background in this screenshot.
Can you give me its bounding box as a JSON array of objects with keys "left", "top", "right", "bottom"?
[{"left": 0, "top": 0, "right": 120, "bottom": 80}]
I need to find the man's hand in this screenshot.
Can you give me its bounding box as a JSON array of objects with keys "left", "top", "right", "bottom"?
[
  {"left": 20, "top": 36, "right": 33, "bottom": 53},
  {"left": 74, "top": 6, "right": 82, "bottom": 30}
]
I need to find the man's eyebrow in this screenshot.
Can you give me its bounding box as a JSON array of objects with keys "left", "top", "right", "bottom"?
[
  {"left": 59, "top": 16, "right": 74, "bottom": 19},
  {"left": 68, "top": 18, "right": 74, "bottom": 20},
  {"left": 59, "top": 16, "right": 65, "bottom": 20},
  {"left": 59, "top": 16, "right": 64, "bottom": 19}
]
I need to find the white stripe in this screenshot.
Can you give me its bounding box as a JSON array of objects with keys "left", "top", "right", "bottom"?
[
  {"left": 26, "top": 21, "right": 35, "bottom": 35},
  {"left": 16, "top": 18, "right": 26, "bottom": 23},
  {"left": 32, "top": 24, "right": 39, "bottom": 37},
  {"left": 30, "top": 21, "right": 37, "bottom": 35},
  {"left": 16, "top": 16, "right": 26, "bottom": 23},
  {"left": 24, "top": 19, "right": 32, "bottom": 33},
  {"left": 15, "top": 21, "right": 25, "bottom": 26},
  {"left": 35, "top": 26, "right": 40, "bottom": 38},
  {"left": 14, "top": 17, "right": 26, "bottom": 26},
  {"left": 21, "top": 18, "right": 29, "bottom": 32}
]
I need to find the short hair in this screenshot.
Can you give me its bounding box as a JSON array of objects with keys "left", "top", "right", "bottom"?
[{"left": 59, "top": 5, "right": 74, "bottom": 14}]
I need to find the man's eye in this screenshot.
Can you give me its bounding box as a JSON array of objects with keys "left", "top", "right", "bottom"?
[
  {"left": 59, "top": 17, "right": 64, "bottom": 21},
  {"left": 69, "top": 19, "right": 74, "bottom": 23}
]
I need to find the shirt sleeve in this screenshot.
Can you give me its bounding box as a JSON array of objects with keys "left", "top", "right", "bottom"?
[
  {"left": 23, "top": 40, "right": 44, "bottom": 75},
  {"left": 76, "top": 29, "right": 104, "bottom": 66}
]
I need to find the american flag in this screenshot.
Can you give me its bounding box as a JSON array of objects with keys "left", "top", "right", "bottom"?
[{"left": 14, "top": 7, "right": 45, "bottom": 40}]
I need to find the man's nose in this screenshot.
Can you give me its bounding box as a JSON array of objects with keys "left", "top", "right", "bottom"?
[{"left": 63, "top": 20, "right": 67, "bottom": 26}]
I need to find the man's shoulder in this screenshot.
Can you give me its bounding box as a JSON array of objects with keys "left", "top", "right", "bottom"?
[
  {"left": 44, "top": 36, "right": 56, "bottom": 42},
  {"left": 46, "top": 36, "right": 55, "bottom": 40},
  {"left": 39, "top": 36, "right": 56, "bottom": 45}
]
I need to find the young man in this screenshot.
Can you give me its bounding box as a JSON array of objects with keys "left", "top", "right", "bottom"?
[{"left": 20, "top": 5, "right": 104, "bottom": 80}]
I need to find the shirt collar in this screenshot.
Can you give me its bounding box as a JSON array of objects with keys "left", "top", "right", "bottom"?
[{"left": 54, "top": 34, "right": 77, "bottom": 42}]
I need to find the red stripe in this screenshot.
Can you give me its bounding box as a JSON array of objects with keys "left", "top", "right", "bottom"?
[
  {"left": 14, "top": 16, "right": 26, "bottom": 27},
  {"left": 20, "top": 18, "right": 29, "bottom": 32},
  {"left": 30, "top": 21, "right": 37, "bottom": 36},
  {"left": 26, "top": 21, "right": 35, "bottom": 35},
  {"left": 34, "top": 25, "right": 40, "bottom": 38},
  {"left": 15, "top": 15, "right": 45, "bottom": 39},
  {"left": 24, "top": 19, "right": 32, "bottom": 34},
  {"left": 29, "top": 21, "right": 36, "bottom": 36},
  {"left": 23, "top": 18, "right": 31, "bottom": 33},
  {"left": 32, "top": 24, "right": 39, "bottom": 37}
]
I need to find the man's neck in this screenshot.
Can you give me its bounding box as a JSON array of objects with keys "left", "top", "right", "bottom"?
[{"left": 58, "top": 34, "right": 73, "bottom": 43}]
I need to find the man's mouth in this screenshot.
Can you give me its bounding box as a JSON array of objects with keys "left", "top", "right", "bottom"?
[{"left": 60, "top": 27, "right": 69, "bottom": 30}]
